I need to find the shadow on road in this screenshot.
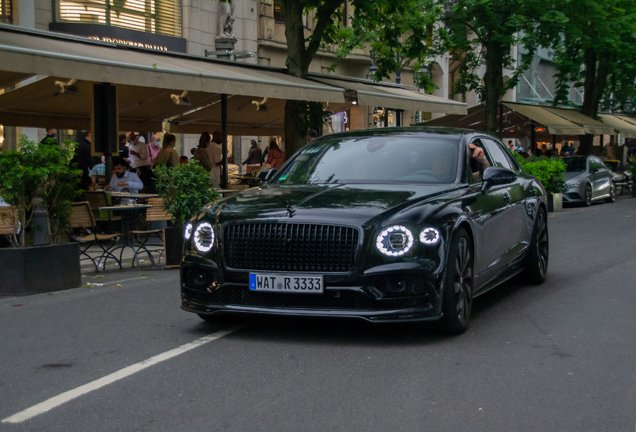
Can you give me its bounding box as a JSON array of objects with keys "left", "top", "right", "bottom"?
[{"left": 186, "top": 277, "right": 546, "bottom": 347}]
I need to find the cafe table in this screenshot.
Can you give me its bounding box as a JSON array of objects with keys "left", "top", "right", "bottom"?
[
  {"left": 108, "top": 191, "right": 159, "bottom": 200},
  {"left": 98, "top": 203, "right": 153, "bottom": 267}
]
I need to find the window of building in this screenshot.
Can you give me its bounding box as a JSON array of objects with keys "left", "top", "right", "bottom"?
[
  {"left": 0, "top": 0, "right": 13, "bottom": 24},
  {"left": 274, "top": 0, "right": 284, "bottom": 23},
  {"left": 56, "top": 0, "right": 182, "bottom": 38}
]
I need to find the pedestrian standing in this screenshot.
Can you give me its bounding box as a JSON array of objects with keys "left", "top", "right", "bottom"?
[
  {"left": 128, "top": 132, "right": 152, "bottom": 186},
  {"left": 76, "top": 130, "right": 94, "bottom": 177},
  {"left": 146, "top": 133, "right": 162, "bottom": 165},
  {"left": 265, "top": 140, "right": 285, "bottom": 170},
  {"left": 307, "top": 129, "right": 318, "bottom": 142},
  {"left": 194, "top": 133, "right": 213, "bottom": 172},
  {"left": 207, "top": 131, "right": 223, "bottom": 188},
  {"left": 152, "top": 133, "right": 179, "bottom": 168},
  {"left": 118, "top": 134, "right": 130, "bottom": 167},
  {"left": 242, "top": 140, "right": 263, "bottom": 174},
  {"left": 40, "top": 128, "right": 57, "bottom": 146}
]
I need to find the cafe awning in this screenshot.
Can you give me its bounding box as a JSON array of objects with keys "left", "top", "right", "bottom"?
[
  {"left": 310, "top": 75, "right": 467, "bottom": 115},
  {"left": 501, "top": 102, "right": 586, "bottom": 135},
  {"left": 598, "top": 114, "right": 636, "bottom": 138},
  {"left": 0, "top": 24, "right": 345, "bottom": 104},
  {"left": 167, "top": 98, "right": 356, "bottom": 136},
  {"left": 542, "top": 106, "right": 615, "bottom": 135}
]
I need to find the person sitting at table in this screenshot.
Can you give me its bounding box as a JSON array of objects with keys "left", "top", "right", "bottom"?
[{"left": 105, "top": 158, "right": 143, "bottom": 194}]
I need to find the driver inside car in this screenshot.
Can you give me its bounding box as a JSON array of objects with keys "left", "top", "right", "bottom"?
[{"left": 469, "top": 143, "right": 490, "bottom": 182}]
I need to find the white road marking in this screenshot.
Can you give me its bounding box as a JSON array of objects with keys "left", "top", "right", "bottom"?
[{"left": 2, "top": 325, "right": 245, "bottom": 424}]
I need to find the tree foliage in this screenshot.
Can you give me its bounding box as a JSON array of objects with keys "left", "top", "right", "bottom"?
[
  {"left": 153, "top": 161, "right": 219, "bottom": 227},
  {"left": 547, "top": 0, "right": 636, "bottom": 153},
  {"left": 0, "top": 136, "right": 82, "bottom": 247},
  {"left": 515, "top": 153, "right": 567, "bottom": 194}
]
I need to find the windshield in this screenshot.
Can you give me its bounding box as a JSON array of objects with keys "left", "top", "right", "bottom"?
[
  {"left": 563, "top": 157, "right": 587, "bottom": 172},
  {"left": 274, "top": 136, "right": 459, "bottom": 185}
]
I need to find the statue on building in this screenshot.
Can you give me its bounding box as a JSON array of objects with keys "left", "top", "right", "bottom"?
[{"left": 218, "top": 1, "right": 237, "bottom": 39}]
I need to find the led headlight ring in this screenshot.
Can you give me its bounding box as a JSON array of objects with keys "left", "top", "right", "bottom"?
[
  {"left": 193, "top": 222, "right": 214, "bottom": 253},
  {"left": 376, "top": 225, "right": 414, "bottom": 257},
  {"left": 420, "top": 228, "right": 441, "bottom": 245}
]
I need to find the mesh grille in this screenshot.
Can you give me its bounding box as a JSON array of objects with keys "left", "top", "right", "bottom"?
[
  {"left": 188, "top": 286, "right": 430, "bottom": 311},
  {"left": 224, "top": 223, "right": 359, "bottom": 273}
]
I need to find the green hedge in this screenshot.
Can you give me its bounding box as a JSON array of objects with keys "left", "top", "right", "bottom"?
[{"left": 514, "top": 154, "right": 566, "bottom": 194}]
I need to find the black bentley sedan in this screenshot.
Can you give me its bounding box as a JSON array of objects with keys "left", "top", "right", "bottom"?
[{"left": 181, "top": 128, "right": 548, "bottom": 333}]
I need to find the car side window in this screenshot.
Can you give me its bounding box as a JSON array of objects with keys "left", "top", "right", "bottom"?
[
  {"left": 482, "top": 138, "right": 512, "bottom": 170},
  {"left": 468, "top": 139, "right": 493, "bottom": 184}
]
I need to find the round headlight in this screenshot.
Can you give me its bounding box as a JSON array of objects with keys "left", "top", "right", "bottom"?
[
  {"left": 193, "top": 222, "right": 214, "bottom": 253},
  {"left": 420, "top": 227, "right": 441, "bottom": 245},
  {"left": 184, "top": 223, "right": 193, "bottom": 240},
  {"left": 376, "top": 225, "right": 414, "bottom": 257}
]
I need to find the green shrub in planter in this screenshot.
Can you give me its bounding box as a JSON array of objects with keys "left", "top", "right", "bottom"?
[
  {"left": 0, "top": 136, "right": 82, "bottom": 247},
  {"left": 153, "top": 161, "right": 220, "bottom": 227},
  {"left": 514, "top": 154, "right": 566, "bottom": 195}
]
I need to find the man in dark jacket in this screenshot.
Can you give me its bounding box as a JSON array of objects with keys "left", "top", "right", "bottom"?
[
  {"left": 40, "top": 128, "right": 57, "bottom": 146},
  {"left": 76, "top": 131, "right": 94, "bottom": 178}
]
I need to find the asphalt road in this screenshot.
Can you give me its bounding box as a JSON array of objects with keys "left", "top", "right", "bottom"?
[{"left": 2, "top": 198, "right": 636, "bottom": 432}]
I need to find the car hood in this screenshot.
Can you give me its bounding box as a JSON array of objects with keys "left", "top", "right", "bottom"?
[
  {"left": 564, "top": 172, "right": 587, "bottom": 182},
  {"left": 211, "top": 183, "right": 464, "bottom": 227}
]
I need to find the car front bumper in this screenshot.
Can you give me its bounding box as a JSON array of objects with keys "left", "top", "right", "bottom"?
[{"left": 180, "top": 254, "right": 445, "bottom": 323}]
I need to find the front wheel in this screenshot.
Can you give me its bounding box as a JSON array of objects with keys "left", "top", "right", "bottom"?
[
  {"left": 440, "top": 228, "right": 473, "bottom": 334},
  {"left": 524, "top": 208, "right": 549, "bottom": 284},
  {"left": 606, "top": 181, "right": 616, "bottom": 203}
]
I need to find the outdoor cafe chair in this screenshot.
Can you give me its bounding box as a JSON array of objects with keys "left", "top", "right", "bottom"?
[
  {"left": 132, "top": 198, "right": 172, "bottom": 266},
  {"left": 0, "top": 206, "right": 18, "bottom": 244},
  {"left": 68, "top": 202, "right": 122, "bottom": 272},
  {"left": 83, "top": 191, "right": 122, "bottom": 231}
]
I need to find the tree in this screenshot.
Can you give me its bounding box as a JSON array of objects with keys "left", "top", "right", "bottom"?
[
  {"left": 278, "top": 0, "right": 432, "bottom": 156},
  {"left": 336, "top": 1, "right": 564, "bottom": 135},
  {"left": 550, "top": 0, "right": 636, "bottom": 154}
]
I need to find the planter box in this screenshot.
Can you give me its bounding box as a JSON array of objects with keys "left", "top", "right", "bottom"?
[
  {"left": 0, "top": 243, "right": 81, "bottom": 296},
  {"left": 164, "top": 226, "right": 184, "bottom": 267},
  {"left": 548, "top": 193, "right": 563, "bottom": 213}
]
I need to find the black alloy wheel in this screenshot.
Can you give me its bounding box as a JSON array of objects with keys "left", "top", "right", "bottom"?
[
  {"left": 584, "top": 184, "right": 593, "bottom": 206},
  {"left": 440, "top": 228, "right": 473, "bottom": 334},
  {"left": 524, "top": 207, "right": 549, "bottom": 284},
  {"left": 606, "top": 182, "right": 616, "bottom": 203}
]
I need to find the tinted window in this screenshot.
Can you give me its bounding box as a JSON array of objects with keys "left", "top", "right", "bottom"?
[
  {"left": 482, "top": 138, "right": 512, "bottom": 170},
  {"left": 563, "top": 157, "right": 586, "bottom": 172},
  {"left": 275, "top": 136, "right": 459, "bottom": 185},
  {"left": 592, "top": 157, "right": 607, "bottom": 170}
]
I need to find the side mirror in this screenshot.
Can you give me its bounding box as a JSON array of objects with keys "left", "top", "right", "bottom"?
[
  {"left": 258, "top": 167, "right": 278, "bottom": 182},
  {"left": 481, "top": 167, "right": 517, "bottom": 194},
  {"left": 590, "top": 168, "right": 598, "bottom": 174}
]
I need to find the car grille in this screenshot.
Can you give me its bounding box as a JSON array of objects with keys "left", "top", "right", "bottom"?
[
  {"left": 186, "top": 285, "right": 430, "bottom": 311},
  {"left": 223, "top": 223, "right": 359, "bottom": 273}
]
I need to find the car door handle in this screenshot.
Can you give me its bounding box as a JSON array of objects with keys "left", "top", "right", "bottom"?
[{"left": 503, "top": 192, "right": 511, "bottom": 204}]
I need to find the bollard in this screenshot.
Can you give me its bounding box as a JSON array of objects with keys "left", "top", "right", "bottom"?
[{"left": 32, "top": 207, "right": 48, "bottom": 245}]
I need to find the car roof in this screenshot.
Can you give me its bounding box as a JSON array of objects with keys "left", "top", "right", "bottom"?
[{"left": 318, "top": 126, "right": 486, "bottom": 142}]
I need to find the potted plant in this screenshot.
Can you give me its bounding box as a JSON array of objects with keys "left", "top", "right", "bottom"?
[
  {"left": 0, "top": 136, "right": 83, "bottom": 295},
  {"left": 518, "top": 155, "right": 566, "bottom": 212},
  {"left": 153, "top": 161, "right": 219, "bottom": 266}
]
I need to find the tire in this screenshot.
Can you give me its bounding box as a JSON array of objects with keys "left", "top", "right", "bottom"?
[
  {"left": 440, "top": 228, "right": 474, "bottom": 334},
  {"left": 606, "top": 181, "right": 616, "bottom": 203},
  {"left": 584, "top": 184, "right": 593, "bottom": 206},
  {"left": 524, "top": 207, "right": 549, "bottom": 284}
]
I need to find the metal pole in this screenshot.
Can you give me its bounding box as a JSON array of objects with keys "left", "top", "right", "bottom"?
[
  {"left": 498, "top": 103, "right": 504, "bottom": 140},
  {"left": 221, "top": 93, "right": 228, "bottom": 188},
  {"left": 531, "top": 123, "right": 537, "bottom": 155}
]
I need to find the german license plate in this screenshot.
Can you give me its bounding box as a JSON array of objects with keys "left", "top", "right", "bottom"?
[{"left": 249, "top": 273, "right": 324, "bottom": 294}]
